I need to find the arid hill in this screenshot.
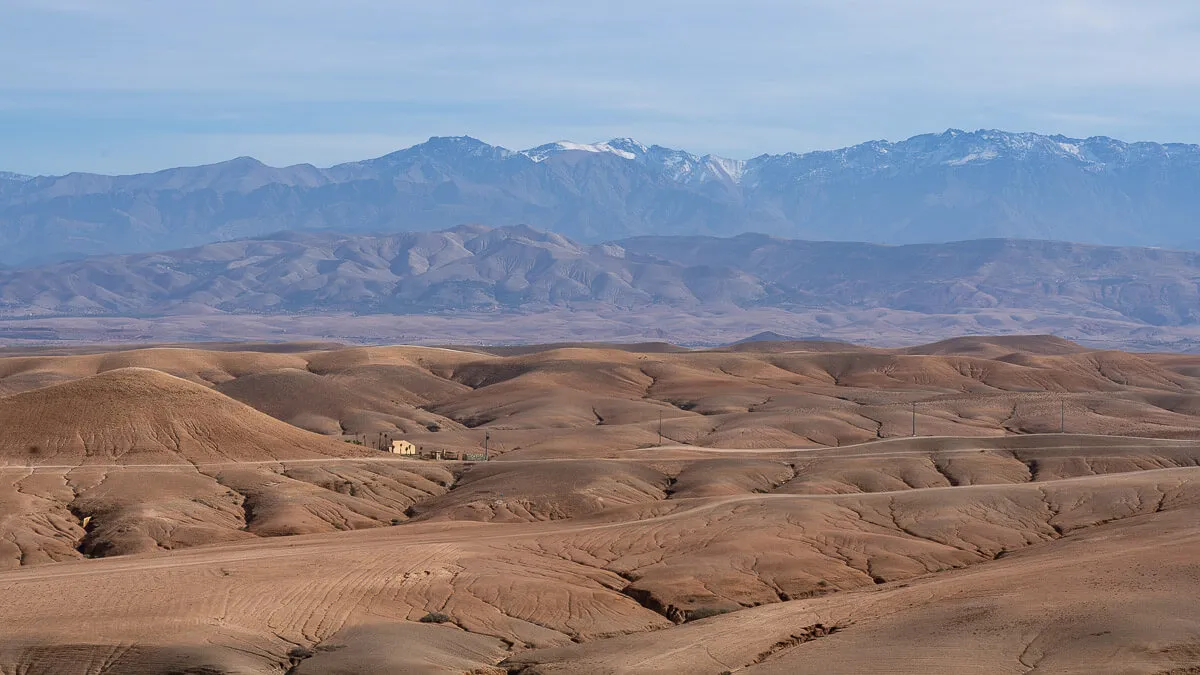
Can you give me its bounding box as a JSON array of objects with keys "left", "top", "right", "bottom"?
[
  {"left": 1, "top": 337, "right": 1200, "bottom": 673},
  {"left": 0, "top": 367, "right": 374, "bottom": 465},
  {"left": 0, "top": 365, "right": 450, "bottom": 568},
  {"left": 8, "top": 226, "right": 1200, "bottom": 330},
  {"left": 4, "top": 438, "right": 1200, "bottom": 673},
  {"left": 0, "top": 336, "right": 1197, "bottom": 455}
]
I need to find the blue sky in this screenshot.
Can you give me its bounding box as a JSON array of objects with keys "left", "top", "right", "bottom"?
[{"left": 3, "top": 0, "right": 1200, "bottom": 175}]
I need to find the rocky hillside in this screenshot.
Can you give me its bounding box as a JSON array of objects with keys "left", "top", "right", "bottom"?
[{"left": 4, "top": 225, "right": 1200, "bottom": 330}]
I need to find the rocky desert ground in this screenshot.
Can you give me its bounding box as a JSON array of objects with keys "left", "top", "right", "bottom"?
[{"left": 2, "top": 335, "right": 1200, "bottom": 673}]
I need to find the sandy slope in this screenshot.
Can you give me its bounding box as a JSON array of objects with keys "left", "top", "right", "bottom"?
[
  {"left": 1, "top": 338, "right": 1200, "bottom": 673},
  {"left": 508, "top": 504, "right": 1200, "bottom": 674},
  {"left": 0, "top": 367, "right": 376, "bottom": 465},
  {"left": 3, "top": 337, "right": 1200, "bottom": 454},
  {"left": 2, "top": 451, "right": 1200, "bottom": 672}
]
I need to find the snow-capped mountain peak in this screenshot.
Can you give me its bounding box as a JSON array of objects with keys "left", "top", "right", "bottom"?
[
  {"left": 603, "top": 137, "right": 650, "bottom": 156},
  {"left": 522, "top": 140, "right": 643, "bottom": 162},
  {"left": 519, "top": 137, "right": 746, "bottom": 184},
  {"left": 0, "top": 171, "right": 32, "bottom": 182},
  {"left": 7, "top": 128, "right": 1200, "bottom": 266}
]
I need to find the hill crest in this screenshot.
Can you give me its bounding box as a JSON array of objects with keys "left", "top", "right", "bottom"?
[{"left": 0, "top": 367, "right": 371, "bottom": 465}]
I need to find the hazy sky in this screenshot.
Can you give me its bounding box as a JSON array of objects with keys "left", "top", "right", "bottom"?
[{"left": 4, "top": 0, "right": 1200, "bottom": 175}]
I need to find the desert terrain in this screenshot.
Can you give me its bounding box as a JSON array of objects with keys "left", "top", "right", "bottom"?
[{"left": 2, "top": 335, "right": 1200, "bottom": 673}]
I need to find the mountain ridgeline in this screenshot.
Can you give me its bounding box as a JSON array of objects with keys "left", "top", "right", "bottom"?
[
  {"left": 3, "top": 129, "right": 1200, "bottom": 265},
  {"left": 4, "top": 225, "right": 1200, "bottom": 329}
]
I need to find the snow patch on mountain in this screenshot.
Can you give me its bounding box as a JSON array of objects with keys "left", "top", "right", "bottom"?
[
  {"left": 522, "top": 140, "right": 639, "bottom": 162},
  {"left": 604, "top": 138, "right": 650, "bottom": 156},
  {"left": 521, "top": 138, "right": 744, "bottom": 184},
  {"left": 945, "top": 150, "right": 1000, "bottom": 166},
  {"left": 517, "top": 129, "right": 1200, "bottom": 182},
  {"left": 1057, "top": 141, "right": 1083, "bottom": 159},
  {"left": 707, "top": 156, "right": 746, "bottom": 182}
]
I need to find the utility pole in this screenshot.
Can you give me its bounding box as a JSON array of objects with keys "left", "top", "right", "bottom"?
[
  {"left": 484, "top": 431, "right": 490, "bottom": 461},
  {"left": 912, "top": 402, "right": 917, "bottom": 437},
  {"left": 658, "top": 411, "right": 663, "bottom": 446}
]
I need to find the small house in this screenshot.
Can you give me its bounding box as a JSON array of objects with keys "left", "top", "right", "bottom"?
[{"left": 389, "top": 440, "right": 417, "bottom": 455}]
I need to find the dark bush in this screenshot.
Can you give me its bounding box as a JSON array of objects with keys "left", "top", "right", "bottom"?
[
  {"left": 286, "top": 646, "right": 314, "bottom": 660},
  {"left": 419, "top": 611, "right": 452, "bottom": 624},
  {"left": 685, "top": 606, "right": 734, "bottom": 622}
]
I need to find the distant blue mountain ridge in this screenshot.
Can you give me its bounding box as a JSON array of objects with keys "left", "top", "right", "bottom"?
[{"left": 2, "top": 129, "right": 1199, "bottom": 266}]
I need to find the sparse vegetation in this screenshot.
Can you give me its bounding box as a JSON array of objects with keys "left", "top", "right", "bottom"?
[
  {"left": 286, "top": 646, "right": 314, "bottom": 661},
  {"left": 419, "top": 611, "right": 452, "bottom": 624},
  {"left": 685, "top": 606, "right": 735, "bottom": 622}
]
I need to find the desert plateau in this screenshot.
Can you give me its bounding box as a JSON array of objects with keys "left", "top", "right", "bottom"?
[{"left": 1, "top": 336, "right": 1199, "bottom": 673}]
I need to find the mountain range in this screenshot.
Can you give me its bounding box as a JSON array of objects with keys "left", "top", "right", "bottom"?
[
  {"left": 4, "top": 224, "right": 1200, "bottom": 334},
  {"left": 4, "top": 129, "right": 1200, "bottom": 265}
]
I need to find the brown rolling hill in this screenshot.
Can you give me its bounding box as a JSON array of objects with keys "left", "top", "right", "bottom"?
[
  {"left": 1, "top": 337, "right": 1200, "bottom": 673},
  {"left": 0, "top": 337, "right": 1198, "bottom": 453},
  {"left": 505, "top": 501, "right": 1200, "bottom": 674},
  {"left": 0, "top": 367, "right": 372, "bottom": 466},
  {"left": 3, "top": 447, "right": 1200, "bottom": 673},
  {"left": 0, "top": 366, "right": 458, "bottom": 569}
]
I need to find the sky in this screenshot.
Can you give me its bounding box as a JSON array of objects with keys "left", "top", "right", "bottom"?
[{"left": 3, "top": 0, "right": 1200, "bottom": 175}]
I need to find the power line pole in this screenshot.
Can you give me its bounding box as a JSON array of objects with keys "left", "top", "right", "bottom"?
[
  {"left": 484, "top": 431, "right": 490, "bottom": 461},
  {"left": 911, "top": 402, "right": 917, "bottom": 437},
  {"left": 658, "top": 411, "right": 663, "bottom": 446}
]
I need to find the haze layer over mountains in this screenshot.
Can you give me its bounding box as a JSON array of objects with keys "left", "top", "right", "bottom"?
[
  {"left": 4, "top": 129, "right": 1200, "bottom": 266},
  {"left": 2, "top": 224, "right": 1200, "bottom": 350},
  {"left": 4, "top": 128, "right": 1200, "bottom": 349}
]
